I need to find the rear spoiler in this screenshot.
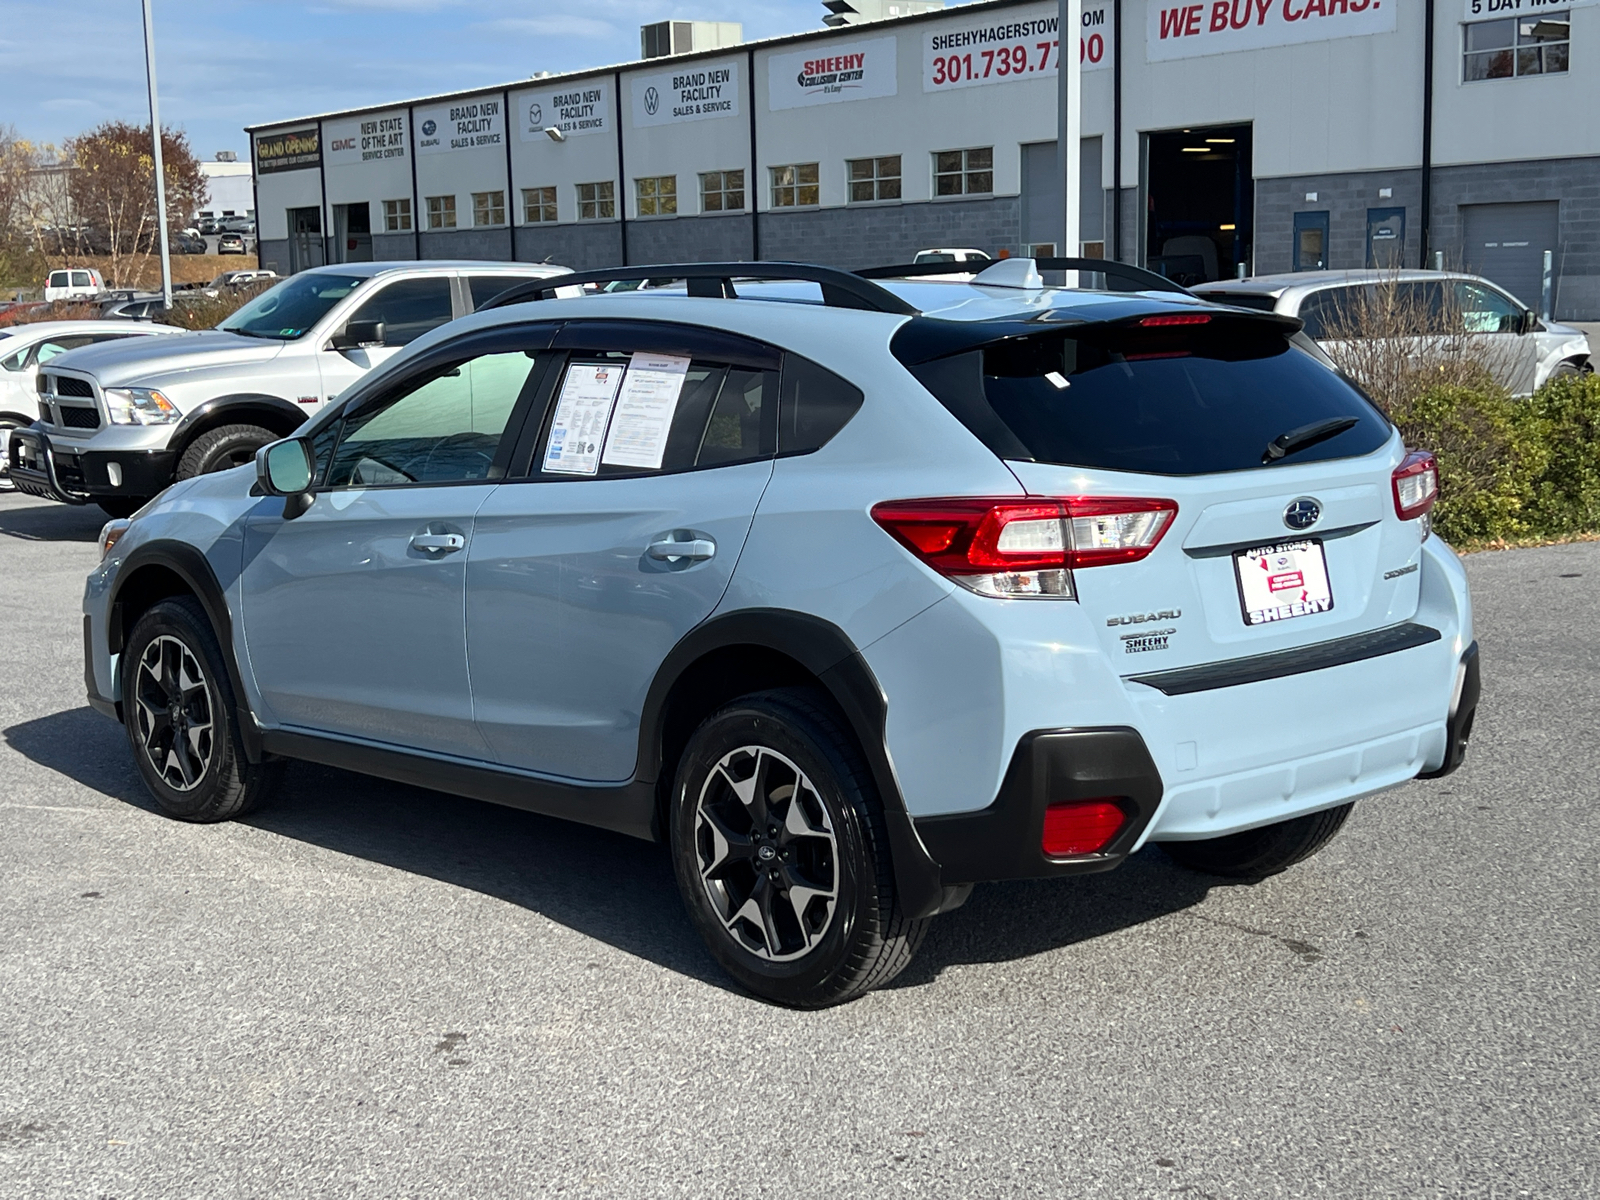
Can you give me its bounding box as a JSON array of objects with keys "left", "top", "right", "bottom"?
[{"left": 858, "top": 257, "right": 1193, "bottom": 296}]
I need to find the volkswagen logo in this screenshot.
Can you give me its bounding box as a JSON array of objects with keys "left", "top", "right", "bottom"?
[
  {"left": 421, "top": 119, "right": 437, "bottom": 136},
  {"left": 644, "top": 86, "right": 660, "bottom": 116},
  {"left": 528, "top": 102, "right": 543, "bottom": 126},
  {"left": 1283, "top": 497, "right": 1322, "bottom": 531}
]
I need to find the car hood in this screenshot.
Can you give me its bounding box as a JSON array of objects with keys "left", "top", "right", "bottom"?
[{"left": 44, "top": 329, "right": 286, "bottom": 385}]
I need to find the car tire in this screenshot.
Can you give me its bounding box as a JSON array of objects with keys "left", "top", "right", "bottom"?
[
  {"left": 1550, "top": 361, "right": 1584, "bottom": 381},
  {"left": 669, "top": 688, "right": 929, "bottom": 1008},
  {"left": 121, "top": 596, "right": 280, "bottom": 822},
  {"left": 96, "top": 497, "right": 150, "bottom": 518},
  {"left": 177, "top": 424, "right": 277, "bottom": 479},
  {"left": 1158, "top": 803, "right": 1354, "bottom": 879}
]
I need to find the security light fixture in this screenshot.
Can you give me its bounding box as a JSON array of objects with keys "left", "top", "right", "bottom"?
[{"left": 544, "top": 126, "right": 566, "bottom": 143}]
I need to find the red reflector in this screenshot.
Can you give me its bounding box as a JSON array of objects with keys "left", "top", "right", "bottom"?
[
  {"left": 1138, "top": 313, "right": 1212, "bottom": 327},
  {"left": 1041, "top": 799, "right": 1127, "bottom": 857}
]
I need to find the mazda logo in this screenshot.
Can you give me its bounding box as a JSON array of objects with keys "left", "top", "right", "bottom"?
[
  {"left": 644, "top": 86, "right": 660, "bottom": 116},
  {"left": 1283, "top": 497, "right": 1322, "bottom": 530},
  {"left": 528, "top": 102, "right": 542, "bottom": 126}
]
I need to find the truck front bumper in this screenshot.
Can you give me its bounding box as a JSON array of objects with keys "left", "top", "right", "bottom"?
[{"left": 8, "top": 426, "right": 177, "bottom": 504}]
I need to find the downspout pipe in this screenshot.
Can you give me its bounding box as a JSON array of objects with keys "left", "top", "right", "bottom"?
[{"left": 1420, "top": 0, "right": 1435, "bottom": 268}]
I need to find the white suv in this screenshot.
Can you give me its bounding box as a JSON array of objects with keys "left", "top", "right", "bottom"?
[{"left": 9, "top": 261, "right": 569, "bottom": 516}]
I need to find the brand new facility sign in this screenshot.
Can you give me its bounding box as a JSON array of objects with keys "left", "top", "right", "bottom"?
[
  {"left": 632, "top": 59, "right": 741, "bottom": 127},
  {"left": 768, "top": 36, "right": 897, "bottom": 109},
  {"left": 923, "top": 1, "right": 1112, "bottom": 92},
  {"left": 1148, "top": 0, "right": 1397, "bottom": 61},
  {"left": 415, "top": 96, "right": 504, "bottom": 155},
  {"left": 520, "top": 82, "right": 610, "bottom": 140}
]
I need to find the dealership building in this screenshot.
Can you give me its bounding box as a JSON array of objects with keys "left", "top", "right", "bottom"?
[{"left": 246, "top": 0, "right": 1600, "bottom": 317}]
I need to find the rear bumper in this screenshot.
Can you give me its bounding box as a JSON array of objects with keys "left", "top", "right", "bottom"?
[{"left": 8, "top": 427, "right": 176, "bottom": 503}]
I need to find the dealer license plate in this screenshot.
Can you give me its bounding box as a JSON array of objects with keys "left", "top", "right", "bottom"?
[{"left": 1233, "top": 539, "right": 1334, "bottom": 626}]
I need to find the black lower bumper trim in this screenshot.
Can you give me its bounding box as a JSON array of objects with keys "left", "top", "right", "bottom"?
[
  {"left": 914, "top": 727, "right": 1164, "bottom": 885},
  {"left": 1125, "top": 622, "right": 1442, "bottom": 696},
  {"left": 83, "top": 614, "right": 120, "bottom": 720},
  {"left": 1417, "top": 640, "right": 1480, "bottom": 780},
  {"left": 7, "top": 427, "right": 177, "bottom": 503}
]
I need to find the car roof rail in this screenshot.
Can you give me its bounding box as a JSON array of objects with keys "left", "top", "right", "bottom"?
[
  {"left": 856, "top": 257, "right": 1193, "bottom": 296},
  {"left": 476, "top": 261, "right": 921, "bottom": 315}
]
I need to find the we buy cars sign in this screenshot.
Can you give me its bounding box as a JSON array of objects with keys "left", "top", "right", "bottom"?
[{"left": 1148, "top": 0, "right": 1397, "bottom": 61}]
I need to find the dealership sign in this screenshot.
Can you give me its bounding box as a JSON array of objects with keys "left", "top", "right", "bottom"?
[
  {"left": 1148, "top": 0, "right": 1397, "bottom": 60},
  {"left": 255, "top": 127, "right": 320, "bottom": 174},
  {"left": 633, "top": 59, "right": 741, "bottom": 127},
  {"left": 415, "top": 97, "right": 504, "bottom": 155},
  {"left": 768, "top": 36, "right": 897, "bottom": 109},
  {"left": 520, "top": 82, "right": 610, "bottom": 141},
  {"left": 924, "top": 1, "right": 1112, "bottom": 91},
  {"left": 325, "top": 112, "right": 407, "bottom": 166}
]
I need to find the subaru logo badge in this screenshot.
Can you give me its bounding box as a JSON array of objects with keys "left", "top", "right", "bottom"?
[
  {"left": 421, "top": 119, "right": 437, "bottom": 137},
  {"left": 1283, "top": 497, "right": 1322, "bottom": 531}
]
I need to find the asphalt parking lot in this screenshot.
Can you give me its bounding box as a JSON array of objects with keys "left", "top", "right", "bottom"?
[{"left": 0, "top": 491, "right": 1594, "bottom": 1199}]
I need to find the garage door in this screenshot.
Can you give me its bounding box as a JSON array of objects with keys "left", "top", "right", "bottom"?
[{"left": 1462, "top": 201, "right": 1559, "bottom": 310}]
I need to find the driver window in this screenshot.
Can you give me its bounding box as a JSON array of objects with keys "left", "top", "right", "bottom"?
[
  {"left": 343, "top": 276, "right": 455, "bottom": 346},
  {"left": 1455, "top": 282, "right": 1522, "bottom": 334},
  {"left": 327, "top": 351, "right": 542, "bottom": 487}
]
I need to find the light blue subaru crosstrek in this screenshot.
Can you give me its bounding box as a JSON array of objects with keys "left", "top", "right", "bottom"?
[{"left": 83, "top": 258, "right": 1479, "bottom": 1007}]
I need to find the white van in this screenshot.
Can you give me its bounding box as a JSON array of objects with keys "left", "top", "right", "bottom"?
[{"left": 43, "top": 269, "right": 107, "bottom": 303}]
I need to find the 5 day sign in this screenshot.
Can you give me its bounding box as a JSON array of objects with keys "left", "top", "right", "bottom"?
[
  {"left": 924, "top": 1, "right": 1112, "bottom": 92},
  {"left": 1148, "top": 0, "right": 1397, "bottom": 61}
]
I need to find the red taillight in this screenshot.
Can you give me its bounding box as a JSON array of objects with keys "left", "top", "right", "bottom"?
[
  {"left": 1392, "top": 450, "right": 1439, "bottom": 521},
  {"left": 1139, "top": 313, "right": 1211, "bottom": 327},
  {"left": 1042, "top": 799, "right": 1128, "bottom": 857},
  {"left": 870, "top": 496, "right": 1176, "bottom": 598}
]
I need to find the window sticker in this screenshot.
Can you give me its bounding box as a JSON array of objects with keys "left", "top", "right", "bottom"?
[
  {"left": 544, "top": 362, "right": 624, "bottom": 475},
  {"left": 601, "top": 352, "right": 692, "bottom": 470}
]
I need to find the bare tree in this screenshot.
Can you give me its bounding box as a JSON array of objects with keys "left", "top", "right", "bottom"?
[
  {"left": 64, "top": 121, "right": 206, "bottom": 287},
  {"left": 0, "top": 127, "right": 48, "bottom": 288}
]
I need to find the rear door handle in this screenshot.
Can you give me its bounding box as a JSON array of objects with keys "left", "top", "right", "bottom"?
[
  {"left": 647, "top": 537, "right": 716, "bottom": 562},
  {"left": 410, "top": 533, "right": 465, "bottom": 554}
]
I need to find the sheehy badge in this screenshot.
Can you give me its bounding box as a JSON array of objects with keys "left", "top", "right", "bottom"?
[{"left": 1233, "top": 540, "right": 1334, "bottom": 626}]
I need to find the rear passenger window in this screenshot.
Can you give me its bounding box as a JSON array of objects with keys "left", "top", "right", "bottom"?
[
  {"left": 777, "top": 354, "right": 863, "bottom": 455},
  {"left": 345, "top": 277, "right": 455, "bottom": 346},
  {"left": 535, "top": 352, "right": 776, "bottom": 478}
]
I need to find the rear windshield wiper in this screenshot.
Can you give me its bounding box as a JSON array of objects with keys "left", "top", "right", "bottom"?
[{"left": 1263, "top": 417, "right": 1360, "bottom": 465}]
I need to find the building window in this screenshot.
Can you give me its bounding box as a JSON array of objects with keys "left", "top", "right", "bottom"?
[
  {"left": 472, "top": 191, "right": 506, "bottom": 227},
  {"left": 383, "top": 199, "right": 412, "bottom": 232},
  {"left": 523, "top": 186, "right": 557, "bottom": 224},
  {"left": 934, "top": 147, "right": 994, "bottom": 197},
  {"left": 1464, "top": 12, "right": 1569, "bottom": 80},
  {"left": 770, "top": 163, "right": 820, "bottom": 208},
  {"left": 700, "top": 170, "right": 745, "bottom": 212},
  {"left": 425, "top": 195, "right": 456, "bottom": 230},
  {"left": 577, "top": 181, "right": 615, "bottom": 221},
  {"left": 847, "top": 156, "right": 902, "bottom": 203},
  {"left": 636, "top": 175, "right": 677, "bottom": 217}
]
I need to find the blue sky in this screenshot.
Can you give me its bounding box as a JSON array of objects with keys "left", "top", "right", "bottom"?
[{"left": 0, "top": 0, "right": 866, "bottom": 159}]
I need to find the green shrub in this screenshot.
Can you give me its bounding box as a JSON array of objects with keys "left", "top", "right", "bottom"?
[{"left": 1519, "top": 372, "right": 1600, "bottom": 536}]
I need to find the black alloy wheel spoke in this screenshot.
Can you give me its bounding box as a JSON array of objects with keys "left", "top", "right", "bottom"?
[{"left": 135, "top": 635, "right": 214, "bottom": 793}]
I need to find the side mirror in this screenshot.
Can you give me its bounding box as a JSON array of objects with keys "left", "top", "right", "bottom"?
[
  {"left": 331, "top": 319, "right": 385, "bottom": 350},
  {"left": 1521, "top": 309, "right": 1540, "bottom": 335},
  {"left": 255, "top": 437, "right": 315, "bottom": 519}
]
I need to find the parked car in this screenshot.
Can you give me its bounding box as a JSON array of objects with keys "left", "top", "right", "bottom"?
[
  {"left": 175, "top": 230, "right": 207, "bottom": 255},
  {"left": 216, "top": 232, "right": 247, "bottom": 255},
  {"left": 7, "top": 261, "right": 571, "bottom": 516},
  {"left": 1193, "top": 270, "right": 1591, "bottom": 396},
  {"left": 0, "top": 321, "right": 182, "bottom": 491},
  {"left": 100, "top": 297, "right": 176, "bottom": 322},
  {"left": 195, "top": 218, "right": 223, "bottom": 236},
  {"left": 80, "top": 258, "right": 1478, "bottom": 1007},
  {"left": 220, "top": 217, "right": 256, "bottom": 235},
  {"left": 203, "top": 269, "right": 278, "bottom": 295},
  {"left": 914, "top": 248, "right": 992, "bottom": 266},
  {"left": 43, "top": 268, "right": 107, "bottom": 303}
]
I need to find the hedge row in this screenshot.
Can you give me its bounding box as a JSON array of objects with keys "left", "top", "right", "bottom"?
[{"left": 1387, "top": 373, "right": 1600, "bottom": 546}]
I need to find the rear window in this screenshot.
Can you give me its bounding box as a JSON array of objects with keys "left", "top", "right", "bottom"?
[{"left": 921, "top": 318, "right": 1389, "bottom": 477}]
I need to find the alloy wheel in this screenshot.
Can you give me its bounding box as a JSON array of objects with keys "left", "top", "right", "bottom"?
[
  {"left": 134, "top": 634, "right": 215, "bottom": 792},
  {"left": 694, "top": 745, "right": 839, "bottom": 962}
]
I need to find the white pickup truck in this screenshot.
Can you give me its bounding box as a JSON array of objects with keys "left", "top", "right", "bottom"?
[{"left": 7, "top": 260, "right": 569, "bottom": 515}]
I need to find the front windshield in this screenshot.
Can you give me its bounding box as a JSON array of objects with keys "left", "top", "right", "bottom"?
[{"left": 219, "top": 273, "right": 365, "bottom": 340}]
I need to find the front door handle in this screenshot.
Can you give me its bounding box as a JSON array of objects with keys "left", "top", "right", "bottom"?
[
  {"left": 410, "top": 532, "right": 465, "bottom": 554},
  {"left": 647, "top": 537, "right": 716, "bottom": 563}
]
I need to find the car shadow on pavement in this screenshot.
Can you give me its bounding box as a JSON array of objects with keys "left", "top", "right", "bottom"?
[
  {"left": 0, "top": 498, "right": 107, "bottom": 543},
  {"left": 6, "top": 706, "right": 1220, "bottom": 1000}
]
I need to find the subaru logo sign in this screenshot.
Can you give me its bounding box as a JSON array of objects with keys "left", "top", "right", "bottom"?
[
  {"left": 421, "top": 119, "right": 437, "bottom": 136},
  {"left": 1283, "top": 497, "right": 1322, "bottom": 531}
]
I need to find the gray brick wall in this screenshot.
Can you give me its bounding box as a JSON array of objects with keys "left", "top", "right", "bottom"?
[
  {"left": 419, "top": 227, "right": 517, "bottom": 261},
  {"left": 759, "top": 197, "right": 1021, "bottom": 269},
  {"left": 630, "top": 214, "right": 755, "bottom": 264},
  {"left": 370, "top": 232, "right": 417, "bottom": 262},
  {"left": 514, "top": 222, "right": 624, "bottom": 271},
  {"left": 1254, "top": 157, "right": 1600, "bottom": 319},
  {"left": 257, "top": 238, "right": 290, "bottom": 276}
]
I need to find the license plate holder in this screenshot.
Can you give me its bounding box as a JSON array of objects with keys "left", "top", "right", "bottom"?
[{"left": 1233, "top": 539, "right": 1334, "bottom": 626}]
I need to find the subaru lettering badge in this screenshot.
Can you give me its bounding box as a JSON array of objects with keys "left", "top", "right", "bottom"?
[{"left": 1283, "top": 497, "right": 1322, "bottom": 531}]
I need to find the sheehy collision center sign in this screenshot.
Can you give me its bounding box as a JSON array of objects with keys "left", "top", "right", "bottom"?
[
  {"left": 924, "top": 1, "right": 1112, "bottom": 91},
  {"left": 1149, "top": 0, "right": 1397, "bottom": 61},
  {"left": 632, "top": 59, "right": 741, "bottom": 127},
  {"left": 768, "top": 37, "right": 898, "bottom": 109},
  {"left": 521, "top": 82, "right": 609, "bottom": 140},
  {"left": 415, "top": 96, "right": 505, "bottom": 155}
]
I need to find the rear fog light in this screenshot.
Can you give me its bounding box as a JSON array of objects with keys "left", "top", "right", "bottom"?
[{"left": 1042, "top": 799, "right": 1128, "bottom": 857}]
